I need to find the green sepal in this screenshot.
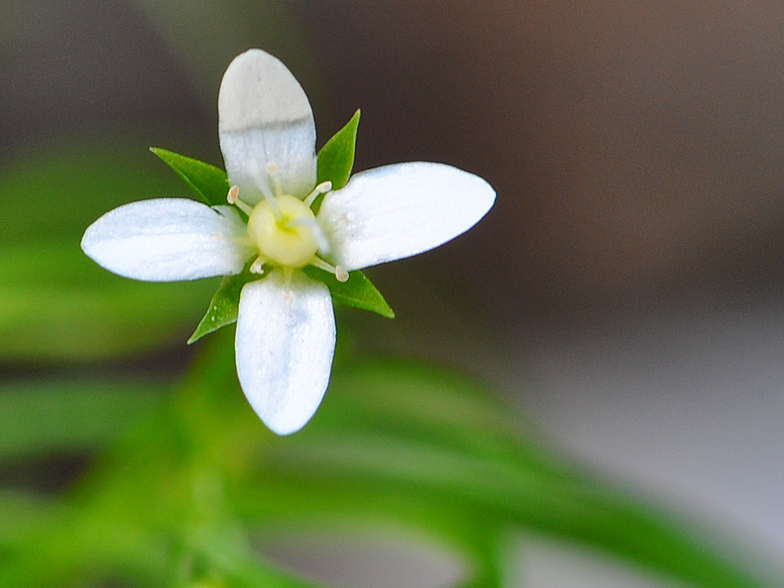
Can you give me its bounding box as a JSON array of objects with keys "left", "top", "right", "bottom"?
[
  {"left": 316, "top": 109, "right": 360, "bottom": 196},
  {"left": 189, "top": 264, "right": 392, "bottom": 344},
  {"left": 188, "top": 270, "right": 258, "bottom": 344},
  {"left": 303, "top": 266, "right": 394, "bottom": 319},
  {"left": 150, "top": 147, "right": 229, "bottom": 206},
  {"left": 191, "top": 266, "right": 393, "bottom": 344}
]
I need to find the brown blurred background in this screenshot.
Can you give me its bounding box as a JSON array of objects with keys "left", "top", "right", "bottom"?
[{"left": 7, "top": 0, "right": 784, "bottom": 325}]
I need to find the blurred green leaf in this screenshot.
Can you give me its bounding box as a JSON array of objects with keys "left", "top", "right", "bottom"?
[
  {"left": 151, "top": 147, "right": 229, "bottom": 206},
  {"left": 130, "top": 0, "right": 316, "bottom": 113},
  {"left": 317, "top": 109, "right": 360, "bottom": 196},
  {"left": 0, "top": 379, "right": 166, "bottom": 460},
  {"left": 0, "top": 139, "right": 223, "bottom": 360},
  {"left": 0, "top": 138, "right": 186, "bottom": 246},
  {"left": 0, "top": 492, "right": 57, "bottom": 543},
  {"left": 1, "top": 329, "right": 775, "bottom": 588},
  {"left": 0, "top": 243, "right": 216, "bottom": 361},
  {"left": 258, "top": 360, "right": 773, "bottom": 588},
  {"left": 303, "top": 266, "right": 394, "bottom": 318}
]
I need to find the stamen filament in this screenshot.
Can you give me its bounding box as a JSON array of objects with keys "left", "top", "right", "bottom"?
[
  {"left": 247, "top": 158, "right": 283, "bottom": 220},
  {"left": 267, "top": 162, "right": 282, "bottom": 197},
  {"left": 227, "top": 186, "right": 254, "bottom": 216},
  {"left": 303, "top": 181, "right": 333, "bottom": 207},
  {"left": 310, "top": 257, "right": 349, "bottom": 282},
  {"left": 250, "top": 256, "right": 266, "bottom": 274}
]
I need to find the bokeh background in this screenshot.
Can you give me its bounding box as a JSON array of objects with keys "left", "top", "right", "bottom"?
[{"left": 3, "top": 0, "right": 784, "bottom": 586}]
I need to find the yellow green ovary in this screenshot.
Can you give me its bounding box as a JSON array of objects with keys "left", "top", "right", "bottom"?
[{"left": 247, "top": 194, "right": 320, "bottom": 268}]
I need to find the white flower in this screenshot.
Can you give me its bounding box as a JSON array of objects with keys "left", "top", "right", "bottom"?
[{"left": 81, "top": 49, "right": 495, "bottom": 435}]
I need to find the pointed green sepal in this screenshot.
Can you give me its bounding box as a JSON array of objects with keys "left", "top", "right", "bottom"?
[
  {"left": 317, "top": 109, "right": 360, "bottom": 192},
  {"left": 150, "top": 147, "right": 229, "bottom": 207},
  {"left": 187, "top": 270, "right": 259, "bottom": 344},
  {"left": 189, "top": 265, "right": 392, "bottom": 344},
  {"left": 303, "top": 266, "right": 394, "bottom": 319}
]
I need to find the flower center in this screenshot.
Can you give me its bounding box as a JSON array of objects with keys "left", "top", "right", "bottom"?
[
  {"left": 226, "top": 167, "right": 347, "bottom": 282},
  {"left": 247, "top": 194, "right": 320, "bottom": 268}
]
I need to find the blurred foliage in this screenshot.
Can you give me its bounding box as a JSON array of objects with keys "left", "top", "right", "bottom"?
[
  {"left": 130, "top": 0, "right": 319, "bottom": 114},
  {"left": 0, "top": 330, "right": 775, "bottom": 588},
  {"left": 0, "top": 379, "right": 165, "bottom": 460},
  {"left": 0, "top": 139, "right": 218, "bottom": 361}
]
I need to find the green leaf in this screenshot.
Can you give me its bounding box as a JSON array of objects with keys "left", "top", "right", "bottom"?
[
  {"left": 317, "top": 110, "right": 360, "bottom": 192},
  {"left": 303, "top": 266, "right": 394, "bottom": 318},
  {"left": 0, "top": 138, "right": 225, "bottom": 360},
  {"left": 274, "top": 431, "right": 768, "bottom": 588},
  {"left": 0, "top": 244, "right": 216, "bottom": 362},
  {"left": 151, "top": 147, "right": 229, "bottom": 206},
  {"left": 3, "top": 333, "right": 771, "bottom": 588},
  {"left": 266, "top": 360, "right": 774, "bottom": 588},
  {"left": 0, "top": 493, "right": 58, "bottom": 544},
  {"left": 0, "top": 137, "right": 192, "bottom": 248},
  {"left": 0, "top": 380, "right": 166, "bottom": 460},
  {"left": 188, "top": 270, "right": 259, "bottom": 344}
]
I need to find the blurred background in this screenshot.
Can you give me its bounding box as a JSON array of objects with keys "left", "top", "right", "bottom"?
[{"left": 3, "top": 0, "right": 784, "bottom": 586}]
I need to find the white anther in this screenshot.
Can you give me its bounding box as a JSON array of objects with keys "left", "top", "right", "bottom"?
[
  {"left": 309, "top": 257, "right": 347, "bottom": 282},
  {"left": 303, "top": 181, "right": 333, "bottom": 207},
  {"left": 250, "top": 257, "right": 266, "bottom": 274},
  {"left": 228, "top": 185, "right": 253, "bottom": 216}
]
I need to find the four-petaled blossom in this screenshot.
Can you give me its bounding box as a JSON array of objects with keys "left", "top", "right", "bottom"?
[{"left": 81, "top": 49, "right": 495, "bottom": 435}]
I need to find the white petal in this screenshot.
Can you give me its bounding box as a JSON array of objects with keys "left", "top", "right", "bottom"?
[
  {"left": 81, "top": 198, "right": 254, "bottom": 281},
  {"left": 317, "top": 162, "right": 496, "bottom": 271},
  {"left": 235, "top": 271, "right": 336, "bottom": 435},
  {"left": 219, "top": 49, "right": 317, "bottom": 204}
]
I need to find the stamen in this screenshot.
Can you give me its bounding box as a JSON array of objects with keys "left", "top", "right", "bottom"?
[
  {"left": 227, "top": 185, "right": 254, "bottom": 216},
  {"left": 310, "top": 257, "right": 349, "bottom": 282},
  {"left": 303, "top": 181, "right": 333, "bottom": 207},
  {"left": 247, "top": 158, "right": 283, "bottom": 220},
  {"left": 283, "top": 267, "right": 293, "bottom": 287},
  {"left": 250, "top": 256, "right": 266, "bottom": 274},
  {"left": 287, "top": 215, "right": 331, "bottom": 253}
]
